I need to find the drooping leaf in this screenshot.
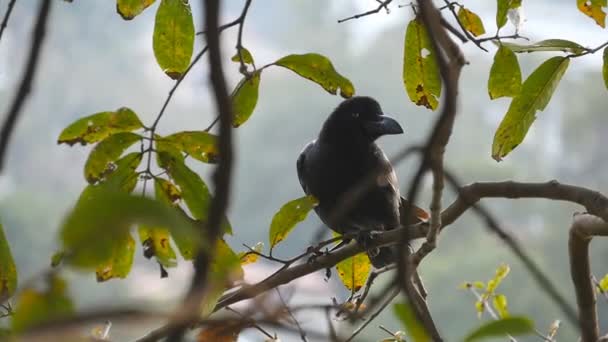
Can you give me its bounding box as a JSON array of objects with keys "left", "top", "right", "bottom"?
[
  {"left": 403, "top": 18, "right": 441, "bottom": 110},
  {"left": 492, "top": 57, "right": 569, "bottom": 161},
  {"left": 499, "top": 39, "right": 587, "bottom": 54},
  {"left": 84, "top": 132, "right": 141, "bottom": 184},
  {"left": 116, "top": 0, "right": 155, "bottom": 20},
  {"left": 496, "top": 0, "right": 522, "bottom": 29},
  {"left": 95, "top": 232, "right": 136, "bottom": 282},
  {"left": 232, "top": 72, "right": 261, "bottom": 128},
  {"left": 58, "top": 107, "right": 143, "bottom": 146},
  {"left": 393, "top": 303, "right": 431, "bottom": 342},
  {"left": 464, "top": 316, "right": 534, "bottom": 342},
  {"left": 493, "top": 294, "right": 509, "bottom": 318},
  {"left": 336, "top": 252, "right": 371, "bottom": 292},
  {"left": 231, "top": 47, "right": 254, "bottom": 65},
  {"left": 153, "top": 0, "right": 195, "bottom": 79},
  {"left": 60, "top": 187, "right": 199, "bottom": 268},
  {"left": 577, "top": 0, "right": 606, "bottom": 28},
  {"left": 12, "top": 275, "right": 74, "bottom": 333},
  {"left": 603, "top": 47, "right": 608, "bottom": 90},
  {"left": 275, "top": 53, "right": 355, "bottom": 98},
  {"left": 457, "top": 7, "right": 486, "bottom": 37},
  {"left": 0, "top": 224, "right": 17, "bottom": 302},
  {"left": 268, "top": 195, "right": 318, "bottom": 249},
  {"left": 103, "top": 152, "right": 143, "bottom": 192},
  {"left": 488, "top": 45, "right": 522, "bottom": 99},
  {"left": 158, "top": 131, "right": 219, "bottom": 163}
]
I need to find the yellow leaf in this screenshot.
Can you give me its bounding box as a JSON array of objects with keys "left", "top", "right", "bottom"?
[
  {"left": 336, "top": 252, "right": 371, "bottom": 291},
  {"left": 492, "top": 293, "right": 509, "bottom": 318},
  {"left": 0, "top": 223, "right": 16, "bottom": 302},
  {"left": 116, "top": 0, "right": 155, "bottom": 20},
  {"left": 577, "top": 0, "right": 606, "bottom": 28},
  {"left": 457, "top": 7, "right": 486, "bottom": 37},
  {"left": 238, "top": 242, "right": 263, "bottom": 266}
]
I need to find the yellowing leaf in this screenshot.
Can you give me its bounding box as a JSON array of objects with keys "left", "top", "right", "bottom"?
[
  {"left": 84, "top": 132, "right": 141, "bottom": 184},
  {"left": 603, "top": 47, "right": 608, "bottom": 90},
  {"left": 12, "top": 275, "right": 74, "bottom": 333},
  {"left": 103, "top": 152, "right": 143, "bottom": 192},
  {"left": 393, "top": 302, "right": 431, "bottom": 342},
  {"left": 475, "top": 300, "right": 485, "bottom": 317},
  {"left": 464, "top": 316, "right": 534, "bottom": 342},
  {"left": 231, "top": 47, "right": 254, "bottom": 65},
  {"left": 598, "top": 273, "right": 608, "bottom": 292},
  {"left": 487, "top": 264, "right": 510, "bottom": 293},
  {"left": 488, "top": 45, "right": 522, "bottom": 99},
  {"left": 58, "top": 107, "right": 143, "bottom": 146},
  {"left": 232, "top": 72, "right": 261, "bottom": 128},
  {"left": 492, "top": 57, "right": 569, "bottom": 161},
  {"left": 210, "top": 239, "right": 244, "bottom": 284},
  {"left": 493, "top": 294, "right": 509, "bottom": 318},
  {"left": 238, "top": 242, "right": 263, "bottom": 266},
  {"left": 139, "top": 225, "right": 178, "bottom": 268},
  {"left": 496, "top": 0, "right": 522, "bottom": 29},
  {"left": 268, "top": 195, "right": 318, "bottom": 249},
  {"left": 457, "top": 7, "right": 486, "bottom": 37},
  {"left": 499, "top": 39, "right": 587, "bottom": 54},
  {"left": 155, "top": 177, "right": 182, "bottom": 205},
  {"left": 159, "top": 131, "right": 219, "bottom": 163},
  {"left": 95, "top": 233, "right": 136, "bottom": 282},
  {"left": 403, "top": 18, "right": 441, "bottom": 110},
  {"left": 275, "top": 53, "right": 355, "bottom": 98},
  {"left": 0, "top": 224, "right": 16, "bottom": 302},
  {"left": 577, "top": 0, "right": 606, "bottom": 28},
  {"left": 153, "top": 0, "right": 195, "bottom": 79},
  {"left": 116, "top": 0, "right": 155, "bottom": 20},
  {"left": 336, "top": 252, "right": 371, "bottom": 291}
]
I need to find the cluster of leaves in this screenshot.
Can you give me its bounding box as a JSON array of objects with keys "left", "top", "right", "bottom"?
[
  {"left": 402, "top": 0, "right": 608, "bottom": 162},
  {"left": 460, "top": 263, "right": 511, "bottom": 318}
]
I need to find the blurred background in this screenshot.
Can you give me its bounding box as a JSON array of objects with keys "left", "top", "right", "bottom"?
[{"left": 0, "top": 0, "right": 607, "bottom": 340}]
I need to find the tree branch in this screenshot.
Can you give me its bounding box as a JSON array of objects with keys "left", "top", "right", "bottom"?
[
  {"left": 337, "top": 0, "right": 393, "bottom": 23},
  {"left": 0, "top": 0, "right": 17, "bottom": 42}
]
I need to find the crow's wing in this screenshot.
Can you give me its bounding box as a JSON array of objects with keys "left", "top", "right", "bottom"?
[{"left": 296, "top": 140, "right": 315, "bottom": 195}]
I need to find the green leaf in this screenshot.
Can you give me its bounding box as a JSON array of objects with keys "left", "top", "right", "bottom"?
[
  {"left": 275, "top": 53, "right": 355, "bottom": 98},
  {"left": 231, "top": 47, "right": 254, "bottom": 65},
  {"left": 103, "top": 152, "right": 143, "bottom": 192},
  {"left": 58, "top": 107, "right": 143, "bottom": 146},
  {"left": 577, "top": 0, "right": 606, "bottom": 28},
  {"left": 60, "top": 187, "right": 199, "bottom": 268},
  {"left": 153, "top": 0, "right": 195, "bottom": 79},
  {"left": 403, "top": 18, "right": 441, "bottom": 110},
  {"left": 493, "top": 294, "right": 509, "bottom": 318},
  {"left": 457, "top": 7, "right": 485, "bottom": 37},
  {"left": 155, "top": 177, "right": 182, "bottom": 205},
  {"left": 464, "top": 316, "right": 534, "bottom": 342},
  {"left": 12, "top": 275, "right": 74, "bottom": 333},
  {"left": 116, "top": 0, "right": 155, "bottom": 20},
  {"left": 488, "top": 45, "right": 522, "bottom": 99},
  {"left": 50, "top": 250, "right": 64, "bottom": 268},
  {"left": 0, "top": 223, "right": 17, "bottom": 302},
  {"left": 232, "top": 72, "right": 261, "bottom": 128},
  {"left": 393, "top": 303, "right": 431, "bottom": 342},
  {"left": 492, "top": 56, "right": 569, "bottom": 161},
  {"left": 159, "top": 131, "right": 219, "bottom": 163},
  {"left": 603, "top": 47, "right": 608, "bottom": 90},
  {"left": 139, "top": 226, "right": 178, "bottom": 268},
  {"left": 84, "top": 132, "right": 141, "bottom": 184},
  {"left": 499, "top": 39, "right": 587, "bottom": 54},
  {"left": 269, "top": 195, "right": 318, "bottom": 249},
  {"left": 336, "top": 252, "right": 371, "bottom": 292},
  {"left": 95, "top": 232, "right": 136, "bottom": 281},
  {"left": 598, "top": 273, "right": 608, "bottom": 292},
  {"left": 487, "top": 264, "right": 510, "bottom": 293},
  {"left": 496, "top": 0, "right": 522, "bottom": 29}
]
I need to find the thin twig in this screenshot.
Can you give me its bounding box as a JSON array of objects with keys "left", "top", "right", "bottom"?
[
  {"left": 337, "top": 0, "right": 393, "bottom": 23},
  {"left": 344, "top": 286, "right": 399, "bottom": 342},
  {"left": 0, "top": 0, "right": 52, "bottom": 173},
  {"left": 225, "top": 306, "right": 275, "bottom": 339},
  {"left": 0, "top": 0, "right": 17, "bottom": 42},
  {"left": 275, "top": 288, "right": 307, "bottom": 342}
]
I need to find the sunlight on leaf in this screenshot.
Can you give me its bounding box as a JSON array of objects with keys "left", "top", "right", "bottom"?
[
  {"left": 116, "top": 0, "right": 155, "bottom": 20},
  {"left": 336, "top": 252, "right": 371, "bottom": 292},
  {"left": 0, "top": 223, "right": 16, "bottom": 302},
  {"left": 577, "top": 0, "right": 606, "bottom": 28},
  {"left": 58, "top": 107, "right": 143, "bottom": 146},
  {"left": 488, "top": 45, "right": 522, "bottom": 99},
  {"left": 275, "top": 53, "right": 355, "bottom": 98},
  {"left": 496, "top": 0, "right": 522, "bottom": 29},
  {"left": 393, "top": 302, "right": 431, "bottom": 342},
  {"left": 153, "top": 0, "right": 195, "bottom": 79},
  {"left": 95, "top": 232, "right": 136, "bottom": 282},
  {"left": 464, "top": 316, "right": 534, "bottom": 342},
  {"left": 84, "top": 132, "right": 141, "bottom": 184},
  {"left": 268, "top": 195, "right": 318, "bottom": 250},
  {"left": 457, "top": 7, "right": 486, "bottom": 37},
  {"left": 159, "top": 131, "right": 219, "bottom": 163},
  {"left": 403, "top": 18, "right": 441, "bottom": 110},
  {"left": 232, "top": 72, "right": 261, "bottom": 128},
  {"left": 492, "top": 57, "right": 569, "bottom": 161}
]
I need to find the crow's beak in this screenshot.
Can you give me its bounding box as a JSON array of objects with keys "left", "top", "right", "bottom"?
[{"left": 364, "top": 115, "right": 404, "bottom": 136}]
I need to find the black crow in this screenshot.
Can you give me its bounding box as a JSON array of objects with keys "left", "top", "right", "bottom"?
[{"left": 297, "top": 96, "right": 424, "bottom": 268}]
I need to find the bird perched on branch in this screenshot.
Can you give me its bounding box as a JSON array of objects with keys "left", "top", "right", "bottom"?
[{"left": 297, "top": 96, "right": 427, "bottom": 268}]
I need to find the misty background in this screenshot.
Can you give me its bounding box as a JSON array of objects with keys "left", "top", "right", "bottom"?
[{"left": 0, "top": 0, "right": 607, "bottom": 340}]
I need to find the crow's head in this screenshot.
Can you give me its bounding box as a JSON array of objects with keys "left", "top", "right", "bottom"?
[{"left": 319, "top": 96, "right": 403, "bottom": 144}]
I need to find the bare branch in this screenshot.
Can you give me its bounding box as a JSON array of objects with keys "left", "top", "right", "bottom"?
[
  {"left": 0, "top": 0, "right": 17, "bottom": 42},
  {"left": 337, "top": 0, "right": 393, "bottom": 23}
]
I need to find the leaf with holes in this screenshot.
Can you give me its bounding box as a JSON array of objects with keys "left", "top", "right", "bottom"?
[
  {"left": 116, "top": 0, "right": 155, "bottom": 20},
  {"left": 492, "top": 57, "right": 569, "bottom": 161},
  {"left": 0, "top": 223, "right": 16, "bottom": 302},
  {"left": 153, "top": 0, "right": 195, "bottom": 79},
  {"left": 12, "top": 275, "right": 74, "bottom": 333},
  {"left": 58, "top": 107, "right": 143, "bottom": 146},
  {"left": 275, "top": 53, "right": 355, "bottom": 98},
  {"left": 458, "top": 7, "right": 485, "bottom": 37},
  {"left": 231, "top": 46, "right": 254, "bottom": 65},
  {"left": 95, "top": 233, "right": 136, "bottom": 282},
  {"left": 103, "top": 152, "right": 142, "bottom": 192},
  {"left": 336, "top": 252, "right": 371, "bottom": 292},
  {"left": 577, "top": 0, "right": 606, "bottom": 28},
  {"left": 403, "top": 18, "right": 441, "bottom": 110},
  {"left": 139, "top": 225, "right": 177, "bottom": 268},
  {"left": 488, "top": 45, "right": 522, "bottom": 99},
  {"left": 496, "top": 0, "right": 522, "bottom": 29},
  {"left": 394, "top": 302, "right": 431, "bottom": 342},
  {"left": 84, "top": 132, "right": 141, "bottom": 184},
  {"left": 499, "top": 39, "right": 587, "bottom": 54},
  {"left": 269, "top": 195, "right": 318, "bottom": 249},
  {"left": 159, "top": 131, "right": 219, "bottom": 163},
  {"left": 232, "top": 72, "right": 261, "bottom": 127},
  {"left": 464, "top": 316, "right": 534, "bottom": 341}
]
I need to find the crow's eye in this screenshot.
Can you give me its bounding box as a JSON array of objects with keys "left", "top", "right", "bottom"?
[{"left": 352, "top": 112, "right": 359, "bottom": 119}]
